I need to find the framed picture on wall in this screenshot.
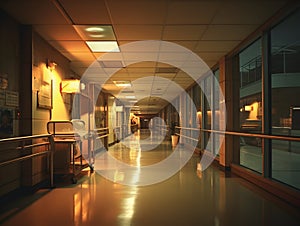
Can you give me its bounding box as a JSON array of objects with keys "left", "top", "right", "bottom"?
[{"left": 37, "top": 80, "right": 52, "bottom": 109}]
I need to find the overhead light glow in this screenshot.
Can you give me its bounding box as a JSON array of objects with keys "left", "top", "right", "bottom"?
[
  {"left": 74, "top": 25, "right": 117, "bottom": 41},
  {"left": 90, "top": 34, "right": 105, "bottom": 38},
  {"left": 113, "top": 81, "right": 131, "bottom": 87},
  {"left": 60, "top": 79, "right": 80, "bottom": 93},
  {"left": 125, "top": 96, "right": 136, "bottom": 99},
  {"left": 85, "top": 27, "right": 105, "bottom": 32},
  {"left": 86, "top": 41, "right": 120, "bottom": 52}
]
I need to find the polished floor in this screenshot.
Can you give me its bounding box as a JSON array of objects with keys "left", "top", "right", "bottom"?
[{"left": 0, "top": 130, "right": 300, "bottom": 226}]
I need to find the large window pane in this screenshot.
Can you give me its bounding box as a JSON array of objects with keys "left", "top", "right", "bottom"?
[
  {"left": 271, "top": 9, "right": 300, "bottom": 189},
  {"left": 239, "top": 38, "right": 263, "bottom": 173}
]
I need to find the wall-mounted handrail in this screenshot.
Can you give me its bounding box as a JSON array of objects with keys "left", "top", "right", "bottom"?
[
  {"left": 173, "top": 126, "right": 300, "bottom": 142},
  {"left": 94, "top": 127, "right": 109, "bottom": 132},
  {"left": 0, "top": 134, "right": 54, "bottom": 188},
  {"left": 176, "top": 126, "right": 199, "bottom": 131},
  {"left": 201, "top": 129, "right": 300, "bottom": 142},
  {"left": 177, "top": 133, "right": 198, "bottom": 142}
]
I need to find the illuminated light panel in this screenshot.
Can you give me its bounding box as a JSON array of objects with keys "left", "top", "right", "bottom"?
[
  {"left": 113, "top": 81, "right": 131, "bottom": 87},
  {"left": 86, "top": 41, "right": 120, "bottom": 52},
  {"left": 85, "top": 27, "right": 105, "bottom": 32},
  {"left": 73, "top": 25, "right": 117, "bottom": 40},
  {"left": 60, "top": 79, "right": 81, "bottom": 93},
  {"left": 125, "top": 96, "right": 136, "bottom": 99},
  {"left": 244, "top": 105, "right": 253, "bottom": 111}
]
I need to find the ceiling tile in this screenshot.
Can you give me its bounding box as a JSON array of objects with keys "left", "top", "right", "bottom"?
[
  {"left": 49, "top": 41, "right": 90, "bottom": 52},
  {"left": 127, "top": 62, "right": 157, "bottom": 68},
  {"left": 59, "top": 0, "right": 111, "bottom": 24},
  {"left": 195, "top": 40, "right": 240, "bottom": 52},
  {"left": 196, "top": 52, "right": 227, "bottom": 62},
  {"left": 107, "top": 0, "right": 168, "bottom": 25},
  {"left": 34, "top": 25, "right": 81, "bottom": 41},
  {"left": 170, "top": 41, "right": 198, "bottom": 52},
  {"left": 0, "top": 0, "right": 68, "bottom": 24},
  {"left": 166, "top": 1, "right": 221, "bottom": 24},
  {"left": 114, "top": 25, "right": 163, "bottom": 40},
  {"left": 64, "top": 52, "right": 96, "bottom": 61},
  {"left": 201, "top": 25, "right": 259, "bottom": 41},
  {"left": 127, "top": 67, "right": 156, "bottom": 74},
  {"left": 162, "top": 25, "right": 207, "bottom": 40},
  {"left": 211, "top": 1, "right": 286, "bottom": 25}
]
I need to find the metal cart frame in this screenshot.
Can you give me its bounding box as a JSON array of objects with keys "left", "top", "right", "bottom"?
[{"left": 47, "top": 120, "right": 94, "bottom": 184}]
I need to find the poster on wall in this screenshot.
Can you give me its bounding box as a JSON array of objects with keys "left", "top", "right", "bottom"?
[
  {"left": 37, "top": 80, "right": 52, "bottom": 109},
  {"left": 0, "top": 108, "right": 13, "bottom": 138}
]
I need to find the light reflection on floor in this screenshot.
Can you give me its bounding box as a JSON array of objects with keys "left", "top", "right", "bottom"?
[{"left": 0, "top": 130, "right": 300, "bottom": 226}]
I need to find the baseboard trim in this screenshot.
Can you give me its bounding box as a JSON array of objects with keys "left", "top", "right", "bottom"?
[{"left": 231, "top": 163, "right": 300, "bottom": 208}]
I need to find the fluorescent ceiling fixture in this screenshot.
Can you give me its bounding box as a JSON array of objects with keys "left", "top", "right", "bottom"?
[
  {"left": 113, "top": 81, "right": 131, "bottom": 87},
  {"left": 85, "top": 27, "right": 105, "bottom": 32},
  {"left": 73, "top": 25, "right": 116, "bottom": 41},
  {"left": 86, "top": 41, "right": 120, "bottom": 52},
  {"left": 90, "top": 34, "right": 105, "bottom": 38},
  {"left": 125, "top": 96, "right": 136, "bottom": 99}
]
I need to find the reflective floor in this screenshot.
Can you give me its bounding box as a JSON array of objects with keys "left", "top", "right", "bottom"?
[{"left": 1, "top": 130, "right": 300, "bottom": 226}]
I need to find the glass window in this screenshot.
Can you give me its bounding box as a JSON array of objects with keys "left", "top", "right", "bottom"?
[
  {"left": 239, "top": 38, "right": 263, "bottom": 173},
  {"left": 271, "top": 9, "right": 300, "bottom": 189}
]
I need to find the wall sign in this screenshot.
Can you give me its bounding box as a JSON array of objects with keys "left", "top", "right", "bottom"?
[{"left": 37, "top": 80, "right": 52, "bottom": 109}]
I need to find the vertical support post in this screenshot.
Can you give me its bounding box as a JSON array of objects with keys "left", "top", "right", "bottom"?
[
  {"left": 262, "top": 31, "right": 272, "bottom": 178},
  {"left": 49, "top": 135, "right": 54, "bottom": 188}
]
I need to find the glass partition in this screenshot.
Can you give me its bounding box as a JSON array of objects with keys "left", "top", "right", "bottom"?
[
  {"left": 270, "top": 9, "right": 300, "bottom": 189},
  {"left": 239, "top": 38, "right": 263, "bottom": 173}
]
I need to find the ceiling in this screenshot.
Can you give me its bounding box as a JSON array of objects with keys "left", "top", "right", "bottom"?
[{"left": 0, "top": 0, "right": 289, "bottom": 114}]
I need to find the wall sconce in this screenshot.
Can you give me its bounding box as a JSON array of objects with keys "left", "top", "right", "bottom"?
[
  {"left": 47, "top": 59, "right": 57, "bottom": 71},
  {"left": 244, "top": 105, "right": 253, "bottom": 111},
  {"left": 60, "top": 79, "right": 81, "bottom": 93}
]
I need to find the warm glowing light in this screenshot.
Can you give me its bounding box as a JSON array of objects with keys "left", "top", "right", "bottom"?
[
  {"left": 89, "top": 34, "right": 105, "bottom": 38},
  {"left": 47, "top": 60, "right": 57, "bottom": 70},
  {"left": 85, "top": 27, "right": 105, "bottom": 32},
  {"left": 244, "top": 105, "right": 252, "bottom": 111},
  {"left": 125, "top": 96, "right": 136, "bottom": 99},
  {"left": 86, "top": 41, "right": 120, "bottom": 52},
  {"left": 113, "top": 81, "right": 131, "bottom": 87},
  {"left": 60, "top": 79, "right": 81, "bottom": 93}
]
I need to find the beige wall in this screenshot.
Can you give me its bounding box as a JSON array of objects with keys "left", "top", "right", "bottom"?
[{"left": 32, "top": 32, "right": 72, "bottom": 135}]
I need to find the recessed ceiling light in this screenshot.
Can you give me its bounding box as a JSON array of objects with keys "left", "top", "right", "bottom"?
[
  {"left": 125, "top": 96, "right": 136, "bottom": 99},
  {"left": 90, "top": 34, "right": 105, "bottom": 38},
  {"left": 113, "top": 81, "right": 131, "bottom": 87},
  {"left": 86, "top": 41, "right": 120, "bottom": 52},
  {"left": 85, "top": 27, "right": 105, "bottom": 32},
  {"left": 73, "top": 25, "right": 117, "bottom": 41}
]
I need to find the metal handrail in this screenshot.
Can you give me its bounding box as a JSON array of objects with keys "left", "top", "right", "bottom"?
[
  {"left": 0, "top": 134, "right": 52, "bottom": 143},
  {"left": 177, "top": 133, "right": 198, "bottom": 142},
  {"left": 176, "top": 126, "right": 199, "bottom": 131},
  {"left": 0, "top": 134, "right": 54, "bottom": 188},
  {"left": 172, "top": 126, "right": 300, "bottom": 142},
  {"left": 94, "top": 127, "right": 109, "bottom": 132},
  {"left": 201, "top": 129, "right": 300, "bottom": 142}
]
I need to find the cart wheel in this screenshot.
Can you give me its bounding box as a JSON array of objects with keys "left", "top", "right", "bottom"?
[{"left": 72, "top": 177, "right": 77, "bottom": 184}]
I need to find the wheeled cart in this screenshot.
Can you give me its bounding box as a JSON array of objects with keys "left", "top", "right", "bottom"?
[{"left": 47, "top": 120, "right": 94, "bottom": 184}]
